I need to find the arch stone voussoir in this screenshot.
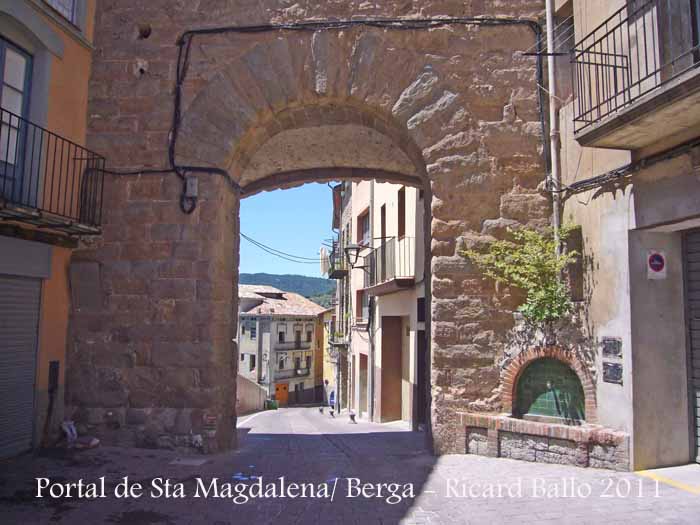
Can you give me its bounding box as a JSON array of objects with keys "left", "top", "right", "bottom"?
[{"left": 76, "top": 1, "right": 550, "bottom": 456}]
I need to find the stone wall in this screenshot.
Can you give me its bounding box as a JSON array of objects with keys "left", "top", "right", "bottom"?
[
  {"left": 68, "top": 173, "right": 239, "bottom": 452},
  {"left": 72, "top": 0, "right": 549, "bottom": 454},
  {"left": 463, "top": 414, "right": 630, "bottom": 471}
]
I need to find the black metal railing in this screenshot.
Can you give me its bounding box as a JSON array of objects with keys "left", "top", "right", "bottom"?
[
  {"left": 275, "top": 367, "right": 311, "bottom": 380},
  {"left": 365, "top": 236, "right": 415, "bottom": 288},
  {"left": 0, "top": 107, "right": 105, "bottom": 232},
  {"left": 573, "top": 0, "right": 700, "bottom": 132},
  {"left": 328, "top": 241, "right": 348, "bottom": 279}
]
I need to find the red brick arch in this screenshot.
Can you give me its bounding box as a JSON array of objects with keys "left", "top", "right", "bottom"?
[{"left": 501, "top": 347, "right": 597, "bottom": 424}]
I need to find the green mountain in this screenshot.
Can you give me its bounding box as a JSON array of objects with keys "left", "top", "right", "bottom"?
[{"left": 239, "top": 273, "right": 335, "bottom": 307}]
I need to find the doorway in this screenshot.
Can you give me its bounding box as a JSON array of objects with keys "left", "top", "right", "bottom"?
[
  {"left": 684, "top": 229, "right": 700, "bottom": 463},
  {"left": 275, "top": 383, "right": 289, "bottom": 407},
  {"left": 359, "top": 353, "right": 368, "bottom": 418},
  {"left": 380, "top": 316, "right": 403, "bottom": 422},
  {"left": 416, "top": 329, "right": 427, "bottom": 427}
]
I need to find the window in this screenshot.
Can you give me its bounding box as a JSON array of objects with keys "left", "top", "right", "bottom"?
[
  {"left": 417, "top": 297, "right": 426, "bottom": 323},
  {"left": 398, "top": 187, "right": 406, "bottom": 238},
  {"left": 356, "top": 290, "right": 369, "bottom": 321},
  {"left": 241, "top": 324, "right": 246, "bottom": 335},
  {"left": 249, "top": 355, "right": 256, "bottom": 371},
  {"left": 240, "top": 354, "right": 245, "bottom": 362},
  {"left": 278, "top": 331, "right": 285, "bottom": 343},
  {"left": 0, "top": 38, "right": 31, "bottom": 188},
  {"left": 357, "top": 208, "right": 370, "bottom": 245},
  {"left": 45, "top": 0, "right": 77, "bottom": 24},
  {"left": 250, "top": 324, "right": 257, "bottom": 339},
  {"left": 305, "top": 355, "right": 312, "bottom": 370},
  {"left": 295, "top": 330, "right": 301, "bottom": 347},
  {"left": 279, "top": 357, "right": 285, "bottom": 370},
  {"left": 295, "top": 357, "right": 301, "bottom": 370},
  {"left": 306, "top": 330, "right": 312, "bottom": 343}
]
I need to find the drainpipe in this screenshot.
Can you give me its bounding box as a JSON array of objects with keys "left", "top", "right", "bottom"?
[
  {"left": 368, "top": 180, "right": 376, "bottom": 422},
  {"left": 546, "top": 0, "right": 562, "bottom": 252}
]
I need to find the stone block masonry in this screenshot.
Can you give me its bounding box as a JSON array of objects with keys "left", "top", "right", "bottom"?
[
  {"left": 462, "top": 413, "right": 630, "bottom": 471},
  {"left": 73, "top": 1, "right": 549, "bottom": 454}
]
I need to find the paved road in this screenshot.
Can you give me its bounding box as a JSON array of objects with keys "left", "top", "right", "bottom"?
[{"left": 1, "top": 407, "right": 699, "bottom": 524}]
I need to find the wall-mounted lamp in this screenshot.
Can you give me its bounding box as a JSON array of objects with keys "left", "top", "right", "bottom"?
[{"left": 344, "top": 244, "right": 362, "bottom": 268}]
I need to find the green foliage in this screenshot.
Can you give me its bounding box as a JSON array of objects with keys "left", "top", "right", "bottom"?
[
  {"left": 461, "top": 225, "right": 578, "bottom": 325},
  {"left": 240, "top": 273, "right": 335, "bottom": 301}
]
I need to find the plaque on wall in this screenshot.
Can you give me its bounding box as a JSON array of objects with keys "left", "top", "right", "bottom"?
[
  {"left": 602, "top": 337, "right": 622, "bottom": 358},
  {"left": 603, "top": 362, "right": 623, "bottom": 384}
]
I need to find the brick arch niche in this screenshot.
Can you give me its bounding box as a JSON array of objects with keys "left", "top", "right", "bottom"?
[{"left": 501, "top": 347, "right": 597, "bottom": 424}]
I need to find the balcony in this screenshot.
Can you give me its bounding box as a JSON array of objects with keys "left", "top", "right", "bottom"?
[
  {"left": 275, "top": 368, "right": 311, "bottom": 380},
  {"left": 573, "top": 0, "right": 700, "bottom": 153},
  {"left": 328, "top": 242, "right": 348, "bottom": 279},
  {"left": 274, "top": 341, "right": 311, "bottom": 351},
  {"left": 362, "top": 236, "right": 415, "bottom": 296},
  {"left": 329, "top": 334, "right": 348, "bottom": 347},
  {"left": 0, "top": 107, "right": 105, "bottom": 235}
]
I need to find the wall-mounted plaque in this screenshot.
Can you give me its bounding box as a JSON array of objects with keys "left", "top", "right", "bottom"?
[
  {"left": 602, "top": 337, "right": 622, "bottom": 358},
  {"left": 603, "top": 362, "right": 623, "bottom": 384}
]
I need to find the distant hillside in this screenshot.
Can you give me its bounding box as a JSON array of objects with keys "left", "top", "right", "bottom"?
[{"left": 239, "top": 273, "right": 335, "bottom": 307}]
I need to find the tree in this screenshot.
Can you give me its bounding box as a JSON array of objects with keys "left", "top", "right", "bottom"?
[{"left": 462, "top": 225, "right": 578, "bottom": 333}]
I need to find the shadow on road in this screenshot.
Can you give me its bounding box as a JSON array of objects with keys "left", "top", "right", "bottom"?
[{"left": 0, "top": 418, "right": 436, "bottom": 524}]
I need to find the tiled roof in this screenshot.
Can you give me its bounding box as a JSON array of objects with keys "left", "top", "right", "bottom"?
[
  {"left": 239, "top": 284, "right": 325, "bottom": 317},
  {"left": 239, "top": 284, "right": 285, "bottom": 299}
]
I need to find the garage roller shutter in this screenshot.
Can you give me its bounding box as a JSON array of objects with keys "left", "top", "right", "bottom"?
[
  {"left": 685, "top": 230, "right": 700, "bottom": 463},
  {"left": 0, "top": 274, "right": 41, "bottom": 458}
]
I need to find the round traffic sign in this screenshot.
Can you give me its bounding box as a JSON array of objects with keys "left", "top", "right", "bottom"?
[{"left": 648, "top": 252, "right": 665, "bottom": 273}]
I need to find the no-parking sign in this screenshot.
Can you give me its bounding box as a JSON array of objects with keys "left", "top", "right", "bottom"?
[{"left": 647, "top": 250, "right": 667, "bottom": 280}]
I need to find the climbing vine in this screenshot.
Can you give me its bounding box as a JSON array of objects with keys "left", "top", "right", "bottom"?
[{"left": 462, "top": 225, "right": 579, "bottom": 328}]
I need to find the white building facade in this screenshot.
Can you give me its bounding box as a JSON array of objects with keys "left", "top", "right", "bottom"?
[
  {"left": 238, "top": 286, "right": 324, "bottom": 406},
  {"left": 326, "top": 181, "right": 427, "bottom": 427}
]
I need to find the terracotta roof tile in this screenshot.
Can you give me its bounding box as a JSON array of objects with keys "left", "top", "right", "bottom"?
[{"left": 239, "top": 284, "right": 325, "bottom": 317}]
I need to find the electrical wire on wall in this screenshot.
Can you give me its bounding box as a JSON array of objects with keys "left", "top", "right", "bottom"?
[{"left": 101, "top": 16, "right": 547, "bottom": 216}]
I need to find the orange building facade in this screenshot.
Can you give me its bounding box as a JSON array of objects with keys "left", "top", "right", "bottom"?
[{"left": 0, "top": 0, "right": 101, "bottom": 457}]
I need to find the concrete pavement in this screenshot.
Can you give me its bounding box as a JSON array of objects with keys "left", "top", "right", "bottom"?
[{"left": 1, "top": 407, "right": 699, "bottom": 524}]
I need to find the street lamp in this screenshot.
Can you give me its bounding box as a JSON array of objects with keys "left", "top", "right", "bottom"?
[
  {"left": 345, "top": 244, "right": 371, "bottom": 274},
  {"left": 344, "top": 244, "right": 362, "bottom": 268}
]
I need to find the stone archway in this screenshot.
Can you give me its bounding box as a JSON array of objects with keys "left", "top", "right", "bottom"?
[{"left": 69, "top": 2, "right": 549, "bottom": 455}]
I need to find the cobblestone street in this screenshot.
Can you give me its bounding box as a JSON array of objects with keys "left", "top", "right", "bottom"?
[{"left": 1, "top": 407, "right": 699, "bottom": 524}]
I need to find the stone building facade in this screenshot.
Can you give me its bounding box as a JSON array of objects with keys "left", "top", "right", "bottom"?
[{"left": 68, "top": 1, "right": 550, "bottom": 454}]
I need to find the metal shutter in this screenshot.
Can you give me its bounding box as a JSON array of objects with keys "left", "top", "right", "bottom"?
[
  {"left": 685, "top": 231, "right": 700, "bottom": 463},
  {"left": 0, "top": 274, "right": 41, "bottom": 458}
]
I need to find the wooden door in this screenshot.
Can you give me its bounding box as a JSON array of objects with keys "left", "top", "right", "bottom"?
[
  {"left": 275, "top": 383, "right": 289, "bottom": 406},
  {"left": 380, "top": 316, "right": 403, "bottom": 422}
]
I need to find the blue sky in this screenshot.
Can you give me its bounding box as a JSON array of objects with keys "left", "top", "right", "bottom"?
[{"left": 239, "top": 183, "right": 335, "bottom": 277}]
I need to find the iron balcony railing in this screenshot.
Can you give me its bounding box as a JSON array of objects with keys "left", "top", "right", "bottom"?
[
  {"left": 573, "top": 0, "right": 700, "bottom": 132},
  {"left": 0, "top": 107, "right": 105, "bottom": 233},
  {"left": 328, "top": 241, "right": 348, "bottom": 279},
  {"left": 275, "top": 368, "right": 311, "bottom": 380},
  {"left": 365, "top": 236, "right": 415, "bottom": 289},
  {"left": 274, "top": 341, "right": 312, "bottom": 351}
]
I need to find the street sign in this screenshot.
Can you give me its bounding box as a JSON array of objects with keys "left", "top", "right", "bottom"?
[{"left": 647, "top": 250, "right": 667, "bottom": 280}]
